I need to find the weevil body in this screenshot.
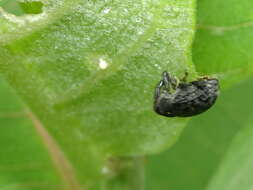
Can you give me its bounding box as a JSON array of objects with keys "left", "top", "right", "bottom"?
[{"left": 154, "top": 71, "right": 219, "bottom": 117}]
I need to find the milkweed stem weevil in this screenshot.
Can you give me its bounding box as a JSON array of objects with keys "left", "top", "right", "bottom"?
[{"left": 154, "top": 71, "right": 219, "bottom": 117}]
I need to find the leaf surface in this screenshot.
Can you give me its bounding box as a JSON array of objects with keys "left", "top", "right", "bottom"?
[
  {"left": 0, "top": 78, "right": 62, "bottom": 190},
  {"left": 206, "top": 112, "right": 253, "bottom": 190},
  {"left": 0, "top": 0, "right": 196, "bottom": 188},
  {"left": 193, "top": 0, "right": 253, "bottom": 87}
]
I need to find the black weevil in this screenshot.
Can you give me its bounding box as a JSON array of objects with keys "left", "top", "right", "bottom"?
[{"left": 154, "top": 71, "right": 219, "bottom": 117}]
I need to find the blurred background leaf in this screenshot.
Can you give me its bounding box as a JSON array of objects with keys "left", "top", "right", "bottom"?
[
  {"left": 146, "top": 77, "right": 253, "bottom": 190},
  {"left": 206, "top": 112, "right": 253, "bottom": 190},
  {"left": 193, "top": 0, "right": 253, "bottom": 88}
]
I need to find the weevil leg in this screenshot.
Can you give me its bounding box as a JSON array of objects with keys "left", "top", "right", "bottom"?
[
  {"left": 171, "top": 77, "right": 179, "bottom": 89},
  {"left": 162, "top": 71, "right": 171, "bottom": 90},
  {"left": 181, "top": 71, "right": 189, "bottom": 82},
  {"left": 163, "top": 71, "right": 178, "bottom": 90},
  {"left": 154, "top": 77, "right": 165, "bottom": 114},
  {"left": 155, "top": 71, "right": 172, "bottom": 100},
  {"left": 154, "top": 79, "right": 164, "bottom": 100}
]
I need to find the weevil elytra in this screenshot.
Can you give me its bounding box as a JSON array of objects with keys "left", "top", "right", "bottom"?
[{"left": 154, "top": 71, "right": 219, "bottom": 117}]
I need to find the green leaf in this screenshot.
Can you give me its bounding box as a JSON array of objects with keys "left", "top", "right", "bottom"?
[
  {"left": 0, "top": 0, "right": 43, "bottom": 16},
  {"left": 0, "top": 78, "right": 62, "bottom": 190},
  {"left": 206, "top": 114, "right": 253, "bottom": 190},
  {"left": 0, "top": 0, "right": 196, "bottom": 188},
  {"left": 193, "top": 0, "right": 253, "bottom": 87},
  {"left": 146, "top": 77, "right": 253, "bottom": 189}
]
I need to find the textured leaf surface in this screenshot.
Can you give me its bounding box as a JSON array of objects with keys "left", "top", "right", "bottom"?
[
  {"left": 193, "top": 0, "right": 253, "bottom": 87},
  {"left": 0, "top": 0, "right": 195, "bottom": 188}
]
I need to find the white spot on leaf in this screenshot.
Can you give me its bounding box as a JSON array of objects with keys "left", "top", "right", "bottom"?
[
  {"left": 103, "top": 8, "right": 111, "bottom": 14},
  {"left": 99, "top": 58, "right": 108, "bottom": 69},
  {"left": 101, "top": 166, "right": 110, "bottom": 175}
]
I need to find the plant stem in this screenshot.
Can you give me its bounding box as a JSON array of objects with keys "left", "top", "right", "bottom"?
[{"left": 102, "top": 156, "right": 145, "bottom": 190}]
